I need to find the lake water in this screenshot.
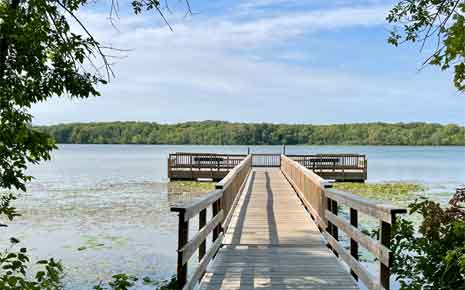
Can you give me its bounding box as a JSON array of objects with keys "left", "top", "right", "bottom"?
[{"left": 1, "top": 144, "right": 464, "bottom": 289}]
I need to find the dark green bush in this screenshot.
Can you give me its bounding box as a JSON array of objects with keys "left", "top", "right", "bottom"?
[{"left": 392, "top": 189, "right": 465, "bottom": 289}]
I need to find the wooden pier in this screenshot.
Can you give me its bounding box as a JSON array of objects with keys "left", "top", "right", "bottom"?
[
  {"left": 170, "top": 155, "right": 405, "bottom": 290},
  {"left": 168, "top": 152, "right": 367, "bottom": 182}
]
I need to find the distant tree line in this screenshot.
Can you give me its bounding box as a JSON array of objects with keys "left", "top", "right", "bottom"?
[{"left": 36, "top": 121, "right": 465, "bottom": 145}]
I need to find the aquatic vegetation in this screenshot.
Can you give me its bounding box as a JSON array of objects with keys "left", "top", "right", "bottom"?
[
  {"left": 333, "top": 182, "right": 426, "bottom": 202},
  {"left": 1, "top": 193, "right": 64, "bottom": 290},
  {"left": 77, "top": 235, "right": 130, "bottom": 252},
  {"left": 168, "top": 181, "right": 215, "bottom": 194},
  {"left": 93, "top": 274, "right": 178, "bottom": 290},
  {"left": 142, "top": 275, "right": 178, "bottom": 289},
  {"left": 93, "top": 274, "right": 138, "bottom": 290}
]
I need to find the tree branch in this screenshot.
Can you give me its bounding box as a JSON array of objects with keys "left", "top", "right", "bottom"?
[{"left": 55, "top": 0, "right": 115, "bottom": 80}]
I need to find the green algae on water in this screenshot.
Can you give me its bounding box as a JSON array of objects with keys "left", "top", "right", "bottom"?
[
  {"left": 333, "top": 182, "right": 426, "bottom": 203},
  {"left": 168, "top": 181, "right": 215, "bottom": 194},
  {"left": 77, "top": 235, "right": 129, "bottom": 252}
]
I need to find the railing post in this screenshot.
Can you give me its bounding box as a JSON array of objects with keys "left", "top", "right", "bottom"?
[
  {"left": 380, "top": 213, "right": 395, "bottom": 290},
  {"left": 177, "top": 211, "right": 188, "bottom": 289},
  {"left": 212, "top": 199, "right": 222, "bottom": 242},
  {"left": 350, "top": 208, "right": 359, "bottom": 280},
  {"left": 190, "top": 155, "right": 193, "bottom": 180},
  {"left": 197, "top": 208, "right": 207, "bottom": 283},
  {"left": 199, "top": 209, "right": 207, "bottom": 261},
  {"left": 342, "top": 156, "right": 345, "bottom": 180},
  {"left": 331, "top": 200, "right": 338, "bottom": 240},
  {"left": 167, "top": 156, "right": 171, "bottom": 180},
  {"left": 326, "top": 198, "right": 339, "bottom": 256},
  {"left": 364, "top": 158, "right": 368, "bottom": 180},
  {"left": 210, "top": 157, "right": 213, "bottom": 179},
  {"left": 326, "top": 198, "right": 334, "bottom": 249}
]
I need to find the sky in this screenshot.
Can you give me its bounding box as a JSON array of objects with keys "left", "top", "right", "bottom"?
[{"left": 31, "top": 0, "right": 465, "bottom": 125}]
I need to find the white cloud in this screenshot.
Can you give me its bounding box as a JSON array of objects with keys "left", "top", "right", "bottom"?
[
  {"left": 75, "top": 4, "right": 389, "bottom": 48},
  {"left": 31, "top": 3, "right": 463, "bottom": 125},
  {"left": 228, "top": 5, "right": 388, "bottom": 43}
]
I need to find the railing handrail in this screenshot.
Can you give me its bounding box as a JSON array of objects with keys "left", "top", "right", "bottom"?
[
  {"left": 216, "top": 155, "right": 252, "bottom": 190},
  {"left": 325, "top": 188, "right": 406, "bottom": 223},
  {"left": 170, "top": 154, "right": 252, "bottom": 290},
  {"left": 251, "top": 153, "right": 282, "bottom": 167},
  {"left": 280, "top": 155, "right": 405, "bottom": 290},
  {"left": 171, "top": 189, "right": 223, "bottom": 221},
  {"left": 287, "top": 153, "right": 366, "bottom": 157},
  {"left": 170, "top": 152, "right": 247, "bottom": 157},
  {"left": 283, "top": 154, "right": 330, "bottom": 185},
  {"left": 281, "top": 155, "right": 328, "bottom": 228}
]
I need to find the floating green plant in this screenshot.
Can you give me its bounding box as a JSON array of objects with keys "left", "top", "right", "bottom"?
[
  {"left": 77, "top": 235, "right": 129, "bottom": 251},
  {"left": 168, "top": 181, "right": 215, "bottom": 194},
  {"left": 333, "top": 182, "right": 426, "bottom": 203}
]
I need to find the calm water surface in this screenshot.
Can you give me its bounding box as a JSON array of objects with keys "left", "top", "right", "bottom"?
[{"left": 2, "top": 145, "right": 464, "bottom": 289}]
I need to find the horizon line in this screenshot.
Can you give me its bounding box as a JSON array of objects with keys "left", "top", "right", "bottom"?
[{"left": 34, "top": 120, "right": 465, "bottom": 127}]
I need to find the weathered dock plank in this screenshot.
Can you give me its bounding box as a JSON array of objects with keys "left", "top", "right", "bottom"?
[{"left": 199, "top": 168, "right": 358, "bottom": 290}]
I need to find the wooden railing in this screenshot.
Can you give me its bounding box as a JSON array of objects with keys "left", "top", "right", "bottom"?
[
  {"left": 168, "top": 152, "right": 247, "bottom": 179},
  {"left": 170, "top": 155, "right": 252, "bottom": 290},
  {"left": 288, "top": 153, "right": 367, "bottom": 180},
  {"left": 288, "top": 153, "right": 366, "bottom": 168},
  {"left": 251, "top": 153, "right": 281, "bottom": 167},
  {"left": 281, "top": 154, "right": 329, "bottom": 230},
  {"left": 281, "top": 155, "right": 406, "bottom": 290},
  {"left": 216, "top": 155, "right": 253, "bottom": 232},
  {"left": 169, "top": 152, "right": 366, "bottom": 182}
]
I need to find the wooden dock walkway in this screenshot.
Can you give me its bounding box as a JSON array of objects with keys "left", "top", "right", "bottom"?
[
  {"left": 200, "top": 168, "right": 358, "bottom": 290},
  {"left": 171, "top": 155, "right": 406, "bottom": 290}
]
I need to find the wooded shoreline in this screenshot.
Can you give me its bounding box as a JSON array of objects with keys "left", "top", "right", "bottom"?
[{"left": 37, "top": 121, "right": 465, "bottom": 146}]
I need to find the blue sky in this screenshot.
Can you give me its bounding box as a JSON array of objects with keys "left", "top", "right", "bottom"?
[{"left": 32, "top": 0, "right": 464, "bottom": 125}]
